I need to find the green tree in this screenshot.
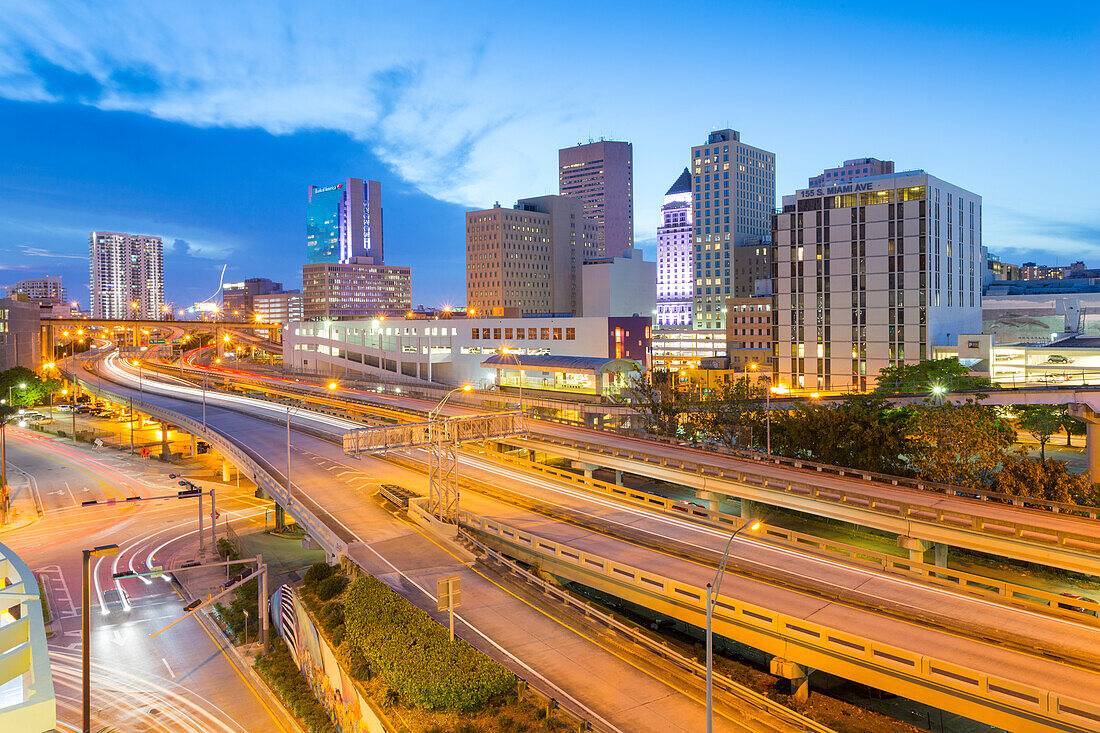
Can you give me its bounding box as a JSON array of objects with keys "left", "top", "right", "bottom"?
[
  {"left": 874, "top": 358, "right": 992, "bottom": 395},
  {"left": 1016, "top": 405, "right": 1068, "bottom": 462},
  {"left": 692, "top": 376, "right": 765, "bottom": 450},
  {"left": 770, "top": 394, "right": 910, "bottom": 474},
  {"left": 624, "top": 371, "right": 687, "bottom": 439},
  {"left": 0, "top": 367, "right": 61, "bottom": 407},
  {"left": 993, "top": 454, "right": 1100, "bottom": 505},
  {"left": 907, "top": 400, "right": 1016, "bottom": 489}
]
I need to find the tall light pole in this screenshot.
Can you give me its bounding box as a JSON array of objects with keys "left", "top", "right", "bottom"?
[
  {"left": 83, "top": 543, "right": 119, "bottom": 733},
  {"left": 706, "top": 518, "right": 761, "bottom": 733}
]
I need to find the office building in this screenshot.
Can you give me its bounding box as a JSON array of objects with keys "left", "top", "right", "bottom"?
[
  {"left": 6, "top": 275, "right": 67, "bottom": 305},
  {"left": 286, "top": 314, "right": 650, "bottom": 393},
  {"left": 689, "top": 128, "right": 775, "bottom": 350},
  {"left": 89, "top": 231, "right": 164, "bottom": 319},
  {"left": 222, "top": 278, "right": 283, "bottom": 320},
  {"left": 808, "top": 158, "right": 895, "bottom": 188},
  {"left": 466, "top": 196, "right": 597, "bottom": 317},
  {"left": 0, "top": 297, "right": 41, "bottom": 371},
  {"left": 302, "top": 258, "right": 411, "bottom": 319},
  {"left": 725, "top": 296, "right": 774, "bottom": 371},
  {"left": 581, "top": 247, "right": 656, "bottom": 318},
  {"left": 252, "top": 290, "right": 303, "bottom": 325},
  {"left": 773, "top": 170, "right": 982, "bottom": 391},
  {"left": 657, "top": 169, "right": 693, "bottom": 327},
  {"left": 1020, "top": 262, "right": 1065, "bottom": 281},
  {"left": 559, "top": 140, "right": 633, "bottom": 257},
  {"left": 306, "top": 178, "right": 383, "bottom": 264}
]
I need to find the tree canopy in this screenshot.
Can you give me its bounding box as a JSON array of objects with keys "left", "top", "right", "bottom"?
[
  {"left": 874, "top": 358, "right": 991, "bottom": 395},
  {"left": 905, "top": 400, "right": 1016, "bottom": 489},
  {"left": 770, "top": 394, "right": 909, "bottom": 474},
  {"left": 0, "top": 367, "right": 62, "bottom": 407}
]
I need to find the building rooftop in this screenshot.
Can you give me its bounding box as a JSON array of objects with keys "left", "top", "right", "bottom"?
[
  {"left": 481, "top": 354, "right": 640, "bottom": 374},
  {"left": 986, "top": 279, "right": 1100, "bottom": 296},
  {"left": 666, "top": 168, "right": 692, "bottom": 197}
]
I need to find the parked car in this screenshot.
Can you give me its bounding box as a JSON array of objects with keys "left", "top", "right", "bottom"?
[
  {"left": 54, "top": 404, "right": 73, "bottom": 413},
  {"left": 1045, "top": 355, "right": 1071, "bottom": 364}
]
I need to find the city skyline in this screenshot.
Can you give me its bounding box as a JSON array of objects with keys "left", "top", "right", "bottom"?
[{"left": 0, "top": 3, "right": 1097, "bottom": 309}]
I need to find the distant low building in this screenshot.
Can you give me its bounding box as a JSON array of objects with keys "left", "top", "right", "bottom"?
[
  {"left": 222, "top": 278, "right": 284, "bottom": 320},
  {"left": 0, "top": 297, "right": 42, "bottom": 371},
  {"left": 252, "top": 290, "right": 303, "bottom": 325}
]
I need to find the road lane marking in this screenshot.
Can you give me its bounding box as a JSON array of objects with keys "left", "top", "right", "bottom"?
[{"left": 162, "top": 657, "right": 176, "bottom": 678}]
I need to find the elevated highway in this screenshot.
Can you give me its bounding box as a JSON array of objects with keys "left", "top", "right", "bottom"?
[
  {"left": 144, "top": 359, "right": 1100, "bottom": 576},
  {"left": 66, "top": 351, "right": 1100, "bottom": 733}
]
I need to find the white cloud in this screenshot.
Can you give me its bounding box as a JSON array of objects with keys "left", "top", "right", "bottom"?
[{"left": 0, "top": 3, "right": 571, "bottom": 209}]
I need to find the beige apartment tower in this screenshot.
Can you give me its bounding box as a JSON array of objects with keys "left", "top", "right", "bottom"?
[
  {"left": 466, "top": 196, "right": 597, "bottom": 316},
  {"left": 89, "top": 231, "right": 164, "bottom": 319}
]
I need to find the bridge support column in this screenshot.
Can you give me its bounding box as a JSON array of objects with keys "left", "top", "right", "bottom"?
[
  {"left": 769, "top": 657, "right": 812, "bottom": 702},
  {"left": 613, "top": 469, "right": 623, "bottom": 486},
  {"left": 897, "top": 535, "right": 947, "bottom": 565},
  {"left": 739, "top": 498, "right": 756, "bottom": 520},
  {"left": 190, "top": 434, "right": 197, "bottom": 457},
  {"left": 132, "top": 327, "right": 140, "bottom": 348},
  {"left": 571, "top": 461, "right": 597, "bottom": 480},
  {"left": 1087, "top": 420, "right": 1100, "bottom": 481},
  {"left": 695, "top": 490, "right": 719, "bottom": 511},
  {"left": 216, "top": 328, "right": 225, "bottom": 360},
  {"left": 274, "top": 504, "right": 286, "bottom": 532},
  {"left": 160, "top": 422, "right": 171, "bottom": 460}
]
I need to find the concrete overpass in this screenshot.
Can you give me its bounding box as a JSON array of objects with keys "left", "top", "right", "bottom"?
[
  {"left": 70, "top": 350, "right": 1100, "bottom": 733},
  {"left": 139, "top": 360, "right": 1100, "bottom": 577}
]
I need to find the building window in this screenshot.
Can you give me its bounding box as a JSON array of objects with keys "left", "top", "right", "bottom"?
[{"left": 566, "top": 328, "right": 575, "bottom": 340}]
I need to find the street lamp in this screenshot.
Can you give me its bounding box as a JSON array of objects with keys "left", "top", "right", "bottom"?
[
  {"left": 930, "top": 384, "right": 946, "bottom": 406},
  {"left": 83, "top": 543, "right": 120, "bottom": 733},
  {"left": 706, "top": 518, "right": 761, "bottom": 733},
  {"left": 7, "top": 381, "right": 27, "bottom": 407}
]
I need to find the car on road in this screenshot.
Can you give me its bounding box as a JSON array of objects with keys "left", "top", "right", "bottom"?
[
  {"left": 1057, "top": 593, "right": 1098, "bottom": 616},
  {"left": 673, "top": 499, "right": 707, "bottom": 512},
  {"left": 102, "top": 588, "right": 131, "bottom": 614},
  {"left": 1045, "top": 355, "right": 1072, "bottom": 364}
]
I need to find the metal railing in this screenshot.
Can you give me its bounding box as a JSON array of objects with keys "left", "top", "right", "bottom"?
[
  {"left": 468, "top": 447, "right": 1100, "bottom": 625},
  {"left": 461, "top": 513, "right": 1100, "bottom": 733}
]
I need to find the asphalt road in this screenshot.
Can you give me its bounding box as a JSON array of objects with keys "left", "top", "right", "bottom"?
[
  {"left": 88, "top": 354, "right": 1100, "bottom": 710},
  {"left": 0, "top": 429, "right": 300, "bottom": 733}
]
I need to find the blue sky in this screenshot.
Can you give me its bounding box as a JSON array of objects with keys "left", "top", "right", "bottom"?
[{"left": 0, "top": 2, "right": 1097, "bottom": 308}]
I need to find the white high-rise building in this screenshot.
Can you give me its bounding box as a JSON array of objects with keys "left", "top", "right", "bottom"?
[
  {"left": 690, "top": 129, "right": 775, "bottom": 356},
  {"left": 773, "top": 170, "right": 981, "bottom": 390},
  {"left": 656, "top": 168, "right": 693, "bottom": 327},
  {"left": 89, "top": 232, "right": 164, "bottom": 319}
]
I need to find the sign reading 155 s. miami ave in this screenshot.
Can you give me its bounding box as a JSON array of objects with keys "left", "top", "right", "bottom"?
[{"left": 796, "top": 182, "right": 876, "bottom": 198}]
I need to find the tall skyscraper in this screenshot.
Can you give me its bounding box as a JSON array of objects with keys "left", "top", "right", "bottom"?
[
  {"left": 306, "top": 178, "right": 383, "bottom": 264},
  {"left": 690, "top": 129, "right": 775, "bottom": 351},
  {"left": 808, "top": 158, "right": 895, "bottom": 188},
  {"left": 466, "top": 196, "right": 597, "bottom": 316},
  {"left": 656, "top": 169, "right": 693, "bottom": 327},
  {"left": 89, "top": 232, "right": 164, "bottom": 319},
  {"left": 558, "top": 140, "right": 633, "bottom": 257},
  {"left": 773, "top": 169, "right": 981, "bottom": 390}
]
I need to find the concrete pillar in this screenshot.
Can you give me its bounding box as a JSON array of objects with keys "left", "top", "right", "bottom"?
[
  {"left": 1087, "top": 420, "right": 1100, "bottom": 482},
  {"left": 221, "top": 459, "right": 232, "bottom": 482},
  {"left": 274, "top": 504, "right": 286, "bottom": 532},
  {"left": 897, "top": 535, "right": 934, "bottom": 564},
  {"left": 190, "top": 434, "right": 197, "bottom": 457},
  {"left": 695, "top": 489, "right": 719, "bottom": 511},
  {"left": 216, "top": 327, "right": 225, "bottom": 359},
  {"left": 613, "top": 469, "right": 623, "bottom": 486},
  {"left": 934, "top": 542, "right": 948, "bottom": 568},
  {"left": 160, "top": 421, "right": 171, "bottom": 460},
  {"left": 769, "top": 657, "right": 811, "bottom": 702},
  {"left": 132, "top": 327, "right": 140, "bottom": 348},
  {"left": 739, "top": 498, "right": 756, "bottom": 520},
  {"left": 571, "top": 461, "right": 597, "bottom": 480}
]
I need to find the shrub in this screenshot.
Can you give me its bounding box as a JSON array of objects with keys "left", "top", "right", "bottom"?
[
  {"left": 342, "top": 576, "right": 515, "bottom": 712},
  {"left": 315, "top": 574, "right": 348, "bottom": 601},
  {"left": 303, "top": 562, "right": 336, "bottom": 589}
]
